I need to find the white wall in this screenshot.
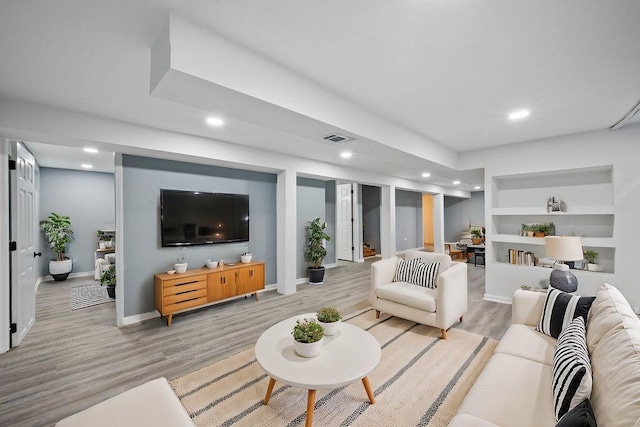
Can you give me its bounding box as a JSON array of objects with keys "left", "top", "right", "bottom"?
[{"left": 459, "top": 123, "right": 640, "bottom": 308}]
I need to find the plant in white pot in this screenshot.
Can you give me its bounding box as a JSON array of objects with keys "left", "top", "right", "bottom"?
[
  {"left": 292, "top": 318, "right": 324, "bottom": 357},
  {"left": 174, "top": 257, "right": 188, "bottom": 274},
  {"left": 100, "top": 263, "right": 116, "bottom": 298},
  {"left": 39, "top": 213, "right": 74, "bottom": 281},
  {"left": 584, "top": 250, "right": 599, "bottom": 272},
  {"left": 305, "top": 217, "right": 331, "bottom": 285},
  {"left": 316, "top": 307, "right": 342, "bottom": 336}
]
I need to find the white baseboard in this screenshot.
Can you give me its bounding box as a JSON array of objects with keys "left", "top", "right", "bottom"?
[
  {"left": 296, "top": 278, "right": 307, "bottom": 285},
  {"left": 325, "top": 263, "right": 338, "bottom": 269},
  {"left": 122, "top": 310, "right": 160, "bottom": 327},
  {"left": 484, "top": 293, "right": 513, "bottom": 304}
]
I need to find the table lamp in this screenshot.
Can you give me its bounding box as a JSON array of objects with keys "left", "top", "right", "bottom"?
[{"left": 544, "top": 236, "right": 584, "bottom": 292}]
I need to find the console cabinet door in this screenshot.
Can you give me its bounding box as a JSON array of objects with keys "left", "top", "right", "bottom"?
[
  {"left": 237, "top": 264, "right": 265, "bottom": 295},
  {"left": 208, "top": 271, "right": 237, "bottom": 302}
]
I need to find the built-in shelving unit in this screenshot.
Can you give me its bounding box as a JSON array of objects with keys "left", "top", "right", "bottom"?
[{"left": 490, "top": 165, "right": 615, "bottom": 275}]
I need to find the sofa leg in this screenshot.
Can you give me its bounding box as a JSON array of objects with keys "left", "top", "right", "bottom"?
[
  {"left": 375, "top": 310, "right": 380, "bottom": 319},
  {"left": 441, "top": 329, "right": 447, "bottom": 339},
  {"left": 459, "top": 315, "right": 463, "bottom": 323}
]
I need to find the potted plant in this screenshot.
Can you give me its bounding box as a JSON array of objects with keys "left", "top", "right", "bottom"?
[
  {"left": 316, "top": 307, "right": 342, "bottom": 336},
  {"left": 100, "top": 263, "right": 116, "bottom": 298},
  {"left": 470, "top": 228, "right": 483, "bottom": 245},
  {"left": 174, "top": 257, "right": 188, "bottom": 273},
  {"left": 292, "top": 318, "right": 324, "bottom": 357},
  {"left": 584, "top": 250, "right": 599, "bottom": 271},
  {"left": 306, "top": 217, "right": 331, "bottom": 285},
  {"left": 39, "top": 212, "right": 74, "bottom": 281},
  {"left": 240, "top": 252, "right": 252, "bottom": 263},
  {"left": 523, "top": 224, "right": 535, "bottom": 237},
  {"left": 97, "top": 230, "right": 107, "bottom": 249}
]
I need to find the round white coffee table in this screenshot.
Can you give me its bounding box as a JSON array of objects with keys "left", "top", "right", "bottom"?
[{"left": 255, "top": 313, "right": 381, "bottom": 427}]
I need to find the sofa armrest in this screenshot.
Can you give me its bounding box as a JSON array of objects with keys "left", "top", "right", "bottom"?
[
  {"left": 436, "top": 262, "right": 468, "bottom": 329},
  {"left": 512, "top": 289, "right": 547, "bottom": 326},
  {"left": 370, "top": 257, "right": 399, "bottom": 305}
]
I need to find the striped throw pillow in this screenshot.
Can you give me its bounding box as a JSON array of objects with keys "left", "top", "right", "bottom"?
[
  {"left": 553, "top": 317, "right": 592, "bottom": 421},
  {"left": 410, "top": 261, "right": 440, "bottom": 289},
  {"left": 537, "top": 288, "right": 595, "bottom": 338},
  {"left": 394, "top": 258, "right": 419, "bottom": 282}
]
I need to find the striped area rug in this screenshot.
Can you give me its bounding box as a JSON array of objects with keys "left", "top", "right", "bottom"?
[
  {"left": 170, "top": 308, "right": 497, "bottom": 427},
  {"left": 71, "top": 284, "right": 114, "bottom": 310}
]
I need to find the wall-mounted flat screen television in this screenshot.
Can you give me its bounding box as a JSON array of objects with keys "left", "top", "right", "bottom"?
[{"left": 160, "top": 189, "right": 249, "bottom": 247}]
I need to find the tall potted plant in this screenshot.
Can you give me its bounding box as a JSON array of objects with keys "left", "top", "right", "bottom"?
[
  {"left": 39, "top": 212, "right": 74, "bottom": 281},
  {"left": 100, "top": 264, "right": 116, "bottom": 298},
  {"left": 305, "top": 217, "right": 331, "bottom": 285}
]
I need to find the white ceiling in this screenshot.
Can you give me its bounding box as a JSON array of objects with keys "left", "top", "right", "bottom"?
[{"left": 1, "top": 1, "right": 639, "bottom": 190}]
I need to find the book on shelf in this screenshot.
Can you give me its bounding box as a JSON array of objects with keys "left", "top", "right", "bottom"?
[{"left": 507, "top": 249, "right": 536, "bottom": 266}]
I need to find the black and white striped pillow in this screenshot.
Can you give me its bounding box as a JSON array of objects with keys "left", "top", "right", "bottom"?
[
  {"left": 537, "top": 288, "right": 595, "bottom": 338},
  {"left": 394, "top": 258, "right": 419, "bottom": 282},
  {"left": 553, "top": 316, "right": 592, "bottom": 421},
  {"left": 410, "top": 261, "right": 440, "bottom": 289}
]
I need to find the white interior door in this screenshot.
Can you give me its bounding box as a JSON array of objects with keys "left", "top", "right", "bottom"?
[
  {"left": 10, "top": 142, "right": 37, "bottom": 347},
  {"left": 336, "top": 183, "right": 354, "bottom": 261}
]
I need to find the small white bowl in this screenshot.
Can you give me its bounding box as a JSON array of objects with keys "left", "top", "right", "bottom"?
[
  {"left": 166, "top": 270, "right": 176, "bottom": 275},
  {"left": 206, "top": 259, "right": 219, "bottom": 269},
  {"left": 240, "top": 255, "right": 252, "bottom": 264}
]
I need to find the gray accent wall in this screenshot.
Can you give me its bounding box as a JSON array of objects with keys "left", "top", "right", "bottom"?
[
  {"left": 395, "top": 189, "right": 423, "bottom": 251},
  {"left": 296, "top": 177, "right": 330, "bottom": 279},
  {"left": 444, "top": 191, "right": 485, "bottom": 242},
  {"left": 362, "top": 185, "right": 381, "bottom": 252},
  {"left": 122, "top": 155, "right": 276, "bottom": 317},
  {"left": 38, "top": 168, "right": 115, "bottom": 278}
]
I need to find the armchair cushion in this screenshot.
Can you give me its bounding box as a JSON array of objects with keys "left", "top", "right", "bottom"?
[
  {"left": 375, "top": 282, "right": 437, "bottom": 312},
  {"left": 394, "top": 257, "right": 418, "bottom": 282},
  {"left": 411, "top": 261, "right": 440, "bottom": 288}
]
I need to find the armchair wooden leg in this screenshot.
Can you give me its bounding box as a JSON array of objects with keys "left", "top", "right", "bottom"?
[
  {"left": 375, "top": 310, "right": 380, "bottom": 319},
  {"left": 441, "top": 329, "right": 447, "bottom": 340},
  {"left": 459, "top": 315, "right": 463, "bottom": 323}
]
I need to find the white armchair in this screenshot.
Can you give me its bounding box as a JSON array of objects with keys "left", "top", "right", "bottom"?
[{"left": 370, "top": 250, "right": 468, "bottom": 339}]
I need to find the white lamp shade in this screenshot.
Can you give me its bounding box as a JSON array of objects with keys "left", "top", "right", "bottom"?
[{"left": 545, "top": 236, "right": 583, "bottom": 261}]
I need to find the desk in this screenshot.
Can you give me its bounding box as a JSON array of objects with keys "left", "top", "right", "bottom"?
[{"left": 467, "top": 244, "right": 485, "bottom": 266}]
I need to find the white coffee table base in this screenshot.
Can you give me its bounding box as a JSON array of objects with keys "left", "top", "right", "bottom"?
[{"left": 255, "top": 313, "right": 381, "bottom": 427}]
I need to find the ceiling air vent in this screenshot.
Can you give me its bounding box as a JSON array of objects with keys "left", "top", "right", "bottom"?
[{"left": 322, "top": 133, "right": 354, "bottom": 145}]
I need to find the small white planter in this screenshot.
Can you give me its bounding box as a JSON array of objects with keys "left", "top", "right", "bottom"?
[
  {"left": 206, "top": 259, "right": 219, "bottom": 269},
  {"left": 50, "top": 258, "right": 72, "bottom": 281},
  {"left": 174, "top": 263, "right": 188, "bottom": 274},
  {"left": 99, "top": 241, "right": 106, "bottom": 249},
  {"left": 294, "top": 337, "right": 324, "bottom": 358},
  {"left": 587, "top": 263, "right": 598, "bottom": 272},
  {"left": 240, "top": 254, "right": 252, "bottom": 263},
  {"left": 318, "top": 320, "right": 341, "bottom": 336}
]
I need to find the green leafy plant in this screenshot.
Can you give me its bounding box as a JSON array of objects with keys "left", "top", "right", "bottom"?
[
  {"left": 39, "top": 213, "right": 73, "bottom": 261},
  {"left": 100, "top": 264, "right": 116, "bottom": 287},
  {"left": 316, "top": 307, "right": 342, "bottom": 323},
  {"left": 305, "top": 218, "right": 331, "bottom": 268},
  {"left": 97, "top": 230, "right": 109, "bottom": 242},
  {"left": 584, "top": 250, "right": 598, "bottom": 264},
  {"left": 471, "top": 228, "right": 482, "bottom": 238},
  {"left": 292, "top": 318, "right": 324, "bottom": 343},
  {"left": 176, "top": 257, "right": 185, "bottom": 263},
  {"left": 532, "top": 222, "right": 554, "bottom": 236}
]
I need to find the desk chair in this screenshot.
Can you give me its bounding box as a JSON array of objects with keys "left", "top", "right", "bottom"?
[{"left": 445, "top": 243, "right": 466, "bottom": 261}]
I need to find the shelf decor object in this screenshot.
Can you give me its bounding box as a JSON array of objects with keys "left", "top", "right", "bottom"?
[{"left": 545, "top": 236, "right": 584, "bottom": 292}]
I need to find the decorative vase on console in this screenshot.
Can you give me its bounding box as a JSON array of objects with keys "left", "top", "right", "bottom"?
[{"left": 174, "top": 257, "right": 188, "bottom": 274}]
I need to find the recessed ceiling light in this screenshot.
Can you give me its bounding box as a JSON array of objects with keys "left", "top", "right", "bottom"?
[
  {"left": 340, "top": 151, "right": 352, "bottom": 159},
  {"left": 81, "top": 164, "right": 93, "bottom": 169},
  {"left": 453, "top": 180, "right": 460, "bottom": 185},
  {"left": 421, "top": 172, "right": 431, "bottom": 178},
  {"left": 508, "top": 110, "right": 530, "bottom": 120},
  {"left": 206, "top": 117, "right": 224, "bottom": 127},
  {"left": 474, "top": 186, "right": 481, "bottom": 190},
  {"left": 83, "top": 147, "right": 98, "bottom": 153}
]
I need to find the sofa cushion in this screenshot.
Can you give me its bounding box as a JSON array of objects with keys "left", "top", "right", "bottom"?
[
  {"left": 556, "top": 399, "right": 597, "bottom": 427},
  {"left": 494, "top": 324, "right": 557, "bottom": 366},
  {"left": 453, "top": 353, "right": 556, "bottom": 427},
  {"left": 552, "top": 317, "right": 592, "bottom": 421},
  {"left": 410, "top": 261, "right": 439, "bottom": 288},
  {"left": 394, "top": 257, "right": 417, "bottom": 282},
  {"left": 537, "top": 288, "right": 595, "bottom": 339},
  {"left": 375, "top": 282, "right": 437, "bottom": 312},
  {"left": 586, "top": 283, "right": 640, "bottom": 353}
]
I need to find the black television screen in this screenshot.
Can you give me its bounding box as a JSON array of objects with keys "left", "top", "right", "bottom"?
[{"left": 160, "top": 189, "right": 249, "bottom": 247}]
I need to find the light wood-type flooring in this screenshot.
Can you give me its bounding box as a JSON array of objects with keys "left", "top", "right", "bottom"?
[{"left": 0, "top": 258, "right": 510, "bottom": 426}]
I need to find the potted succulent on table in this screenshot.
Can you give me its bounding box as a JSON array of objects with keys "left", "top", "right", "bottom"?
[
  {"left": 470, "top": 228, "right": 483, "bottom": 245},
  {"left": 174, "top": 257, "right": 188, "bottom": 273},
  {"left": 306, "top": 217, "right": 331, "bottom": 285},
  {"left": 292, "top": 318, "right": 324, "bottom": 357},
  {"left": 584, "top": 250, "right": 599, "bottom": 272},
  {"left": 316, "top": 307, "right": 342, "bottom": 336},
  {"left": 39, "top": 212, "right": 74, "bottom": 281},
  {"left": 100, "top": 264, "right": 116, "bottom": 298}
]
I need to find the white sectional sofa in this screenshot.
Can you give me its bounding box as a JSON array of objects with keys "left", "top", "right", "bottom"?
[
  {"left": 450, "top": 284, "right": 640, "bottom": 427},
  {"left": 370, "top": 250, "right": 467, "bottom": 339}
]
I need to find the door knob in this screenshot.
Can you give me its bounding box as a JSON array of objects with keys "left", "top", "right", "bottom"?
[{"left": 34, "top": 252, "right": 42, "bottom": 258}]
